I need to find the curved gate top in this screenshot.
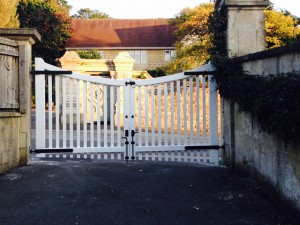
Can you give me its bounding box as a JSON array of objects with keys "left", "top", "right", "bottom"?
[{"left": 33, "top": 58, "right": 222, "bottom": 165}]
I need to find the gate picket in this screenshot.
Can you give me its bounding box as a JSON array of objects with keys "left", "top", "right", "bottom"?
[{"left": 34, "top": 58, "right": 221, "bottom": 164}]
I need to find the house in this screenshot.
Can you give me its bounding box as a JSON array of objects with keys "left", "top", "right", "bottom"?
[{"left": 65, "top": 18, "right": 176, "bottom": 71}]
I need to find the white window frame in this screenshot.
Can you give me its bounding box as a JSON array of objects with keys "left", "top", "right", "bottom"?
[
  {"left": 165, "top": 50, "right": 176, "bottom": 61},
  {"left": 128, "top": 50, "right": 147, "bottom": 64}
]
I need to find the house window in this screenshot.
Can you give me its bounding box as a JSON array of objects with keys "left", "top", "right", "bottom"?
[
  {"left": 129, "top": 50, "right": 147, "bottom": 64},
  {"left": 98, "top": 51, "right": 104, "bottom": 59},
  {"left": 165, "top": 50, "right": 176, "bottom": 61}
]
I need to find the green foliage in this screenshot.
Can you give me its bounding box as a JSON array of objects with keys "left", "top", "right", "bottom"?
[
  {"left": 0, "top": 0, "right": 19, "bottom": 28},
  {"left": 72, "top": 8, "right": 111, "bottom": 19},
  {"left": 214, "top": 59, "right": 300, "bottom": 144},
  {"left": 167, "top": 3, "right": 300, "bottom": 75},
  {"left": 132, "top": 72, "right": 148, "bottom": 79},
  {"left": 77, "top": 50, "right": 101, "bottom": 59},
  {"left": 164, "top": 3, "right": 214, "bottom": 74},
  {"left": 17, "top": 0, "right": 72, "bottom": 64},
  {"left": 147, "top": 68, "right": 166, "bottom": 77},
  {"left": 209, "top": 3, "right": 300, "bottom": 145},
  {"left": 265, "top": 7, "right": 300, "bottom": 49}
]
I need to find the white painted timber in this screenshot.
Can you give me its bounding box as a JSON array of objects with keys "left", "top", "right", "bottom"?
[{"left": 34, "top": 58, "right": 221, "bottom": 165}]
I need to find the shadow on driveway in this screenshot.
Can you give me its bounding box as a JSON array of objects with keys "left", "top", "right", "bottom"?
[{"left": 0, "top": 160, "right": 298, "bottom": 225}]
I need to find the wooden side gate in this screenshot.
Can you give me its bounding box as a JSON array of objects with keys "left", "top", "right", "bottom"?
[{"left": 33, "top": 58, "right": 222, "bottom": 164}]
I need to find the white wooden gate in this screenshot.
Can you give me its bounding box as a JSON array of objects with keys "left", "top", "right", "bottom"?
[{"left": 33, "top": 58, "right": 221, "bottom": 164}]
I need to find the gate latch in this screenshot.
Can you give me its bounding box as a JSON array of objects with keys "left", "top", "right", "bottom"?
[{"left": 125, "top": 81, "right": 136, "bottom": 86}]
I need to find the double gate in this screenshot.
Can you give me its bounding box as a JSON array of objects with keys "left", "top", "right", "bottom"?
[{"left": 33, "top": 58, "right": 222, "bottom": 164}]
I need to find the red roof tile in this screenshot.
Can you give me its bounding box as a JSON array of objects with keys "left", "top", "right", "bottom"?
[{"left": 66, "top": 19, "right": 176, "bottom": 49}]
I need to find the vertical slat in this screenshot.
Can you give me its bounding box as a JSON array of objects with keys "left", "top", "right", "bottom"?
[
  {"left": 190, "top": 150, "right": 195, "bottom": 162},
  {"left": 189, "top": 76, "right": 194, "bottom": 145},
  {"left": 117, "top": 86, "right": 121, "bottom": 146},
  {"left": 55, "top": 76, "right": 60, "bottom": 148},
  {"left": 157, "top": 85, "right": 162, "bottom": 146},
  {"left": 151, "top": 85, "right": 155, "bottom": 146},
  {"left": 203, "top": 150, "right": 207, "bottom": 163},
  {"left": 69, "top": 78, "right": 74, "bottom": 148},
  {"left": 176, "top": 81, "right": 181, "bottom": 145},
  {"left": 48, "top": 75, "right": 52, "bottom": 148},
  {"left": 103, "top": 85, "right": 108, "bottom": 147},
  {"left": 202, "top": 75, "right": 207, "bottom": 142},
  {"left": 171, "top": 152, "right": 175, "bottom": 161},
  {"left": 164, "top": 83, "right": 168, "bottom": 146},
  {"left": 35, "top": 58, "right": 46, "bottom": 149},
  {"left": 110, "top": 86, "right": 114, "bottom": 147},
  {"left": 97, "top": 84, "right": 101, "bottom": 147},
  {"left": 138, "top": 86, "right": 142, "bottom": 146},
  {"left": 183, "top": 79, "right": 187, "bottom": 144},
  {"left": 90, "top": 83, "right": 94, "bottom": 147},
  {"left": 196, "top": 76, "right": 200, "bottom": 143},
  {"left": 197, "top": 151, "right": 201, "bottom": 163},
  {"left": 158, "top": 152, "right": 162, "bottom": 161},
  {"left": 76, "top": 80, "right": 80, "bottom": 147},
  {"left": 62, "top": 77, "right": 67, "bottom": 148},
  {"left": 144, "top": 86, "right": 149, "bottom": 146},
  {"left": 83, "top": 81, "right": 87, "bottom": 147},
  {"left": 170, "top": 82, "right": 174, "bottom": 145}
]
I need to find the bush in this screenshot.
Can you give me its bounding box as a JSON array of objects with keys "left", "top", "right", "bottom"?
[{"left": 77, "top": 50, "right": 101, "bottom": 59}]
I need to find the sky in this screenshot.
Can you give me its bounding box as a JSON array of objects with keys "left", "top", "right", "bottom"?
[{"left": 66, "top": 0, "right": 300, "bottom": 19}]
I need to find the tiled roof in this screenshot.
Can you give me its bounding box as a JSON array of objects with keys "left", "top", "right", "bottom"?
[{"left": 66, "top": 19, "right": 176, "bottom": 49}]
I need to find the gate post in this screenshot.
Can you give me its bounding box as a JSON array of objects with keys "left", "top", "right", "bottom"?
[
  {"left": 123, "top": 78, "right": 136, "bottom": 160},
  {"left": 209, "top": 75, "right": 219, "bottom": 164},
  {"left": 35, "top": 58, "right": 46, "bottom": 149},
  {"left": 215, "top": 0, "right": 269, "bottom": 167},
  {"left": 0, "top": 29, "right": 41, "bottom": 166}
]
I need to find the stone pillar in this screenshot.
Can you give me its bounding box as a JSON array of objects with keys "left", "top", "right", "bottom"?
[
  {"left": 0, "top": 29, "right": 41, "bottom": 165},
  {"left": 215, "top": 0, "right": 269, "bottom": 167},
  {"left": 220, "top": 0, "right": 269, "bottom": 57},
  {"left": 113, "top": 51, "right": 135, "bottom": 79}
]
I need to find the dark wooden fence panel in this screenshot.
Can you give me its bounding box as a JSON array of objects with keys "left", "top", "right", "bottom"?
[{"left": 0, "top": 37, "right": 19, "bottom": 110}]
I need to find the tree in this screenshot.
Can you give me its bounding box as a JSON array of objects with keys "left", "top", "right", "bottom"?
[
  {"left": 164, "top": 3, "right": 214, "bottom": 74},
  {"left": 165, "top": 3, "right": 300, "bottom": 74},
  {"left": 72, "top": 8, "right": 111, "bottom": 19},
  {"left": 265, "top": 7, "right": 300, "bottom": 49},
  {"left": 17, "top": 0, "right": 72, "bottom": 64},
  {"left": 0, "top": 0, "right": 19, "bottom": 28}
]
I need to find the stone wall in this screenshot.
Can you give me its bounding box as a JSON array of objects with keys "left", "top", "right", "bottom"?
[
  {"left": 0, "top": 113, "right": 20, "bottom": 173},
  {"left": 0, "top": 29, "right": 40, "bottom": 174},
  {"left": 216, "top": 0, "right": 300, "bottom": 212},
  {"left": 229, "top": 43, "right": 300, "bottom": 210}
]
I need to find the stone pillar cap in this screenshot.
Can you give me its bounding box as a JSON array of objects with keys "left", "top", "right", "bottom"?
[
  {"left": 113, "top": 51, "right": 135, "bottom": 63},
  {"left": 0, "top": 28, "right": 41, "bottom": 44},
  {"left": 217, "top": 0, "right": 269, "bottom": 7}
]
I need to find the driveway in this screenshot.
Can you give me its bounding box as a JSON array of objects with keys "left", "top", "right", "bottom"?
[{"left": 0, "top": 160, "right": 297, "bottom": 225}]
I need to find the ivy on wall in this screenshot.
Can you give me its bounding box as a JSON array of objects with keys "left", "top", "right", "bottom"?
[
  {"left": 209, "top": 5, "right": 300, "bottom": 145},
  {"left": 214, "top": 60, "right": 300, "bottom": 144}
]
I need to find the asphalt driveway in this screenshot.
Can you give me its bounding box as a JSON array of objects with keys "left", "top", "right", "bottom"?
[{"left": 0, "top": 160, "right": 298, "bottom": 225}]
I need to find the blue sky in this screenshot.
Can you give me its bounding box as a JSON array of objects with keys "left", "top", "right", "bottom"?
[{"left": 66, "top": 0, "right": 300, "bottom": 19}]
